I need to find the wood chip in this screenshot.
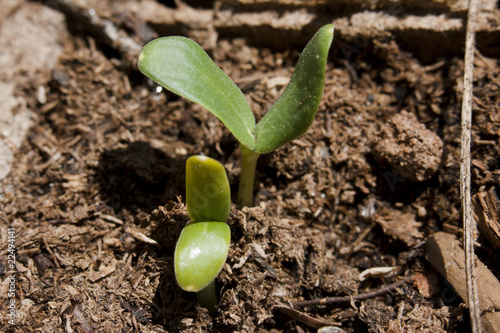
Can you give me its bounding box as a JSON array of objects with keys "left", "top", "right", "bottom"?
[
  {"left": 96, "top": 213, "right": 124, "bottom": 225},
  {"left": 358, "top": 266, "right": 402, "bottom": 281},
  {"left": 473, "top": 188, "right": 500, "bottom": 248},
  {"left": 89, "top": 263, "right": 116, "bottom": 283},
  {"left": 126, "top": 227, "right": 159, "bottom": 246},
  {"left": 426, "top": 232, "right": 500, "bottom": 333}
]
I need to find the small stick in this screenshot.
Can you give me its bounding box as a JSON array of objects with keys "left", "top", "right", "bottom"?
[
  {"left": 42, "top": 237, "right": 61, "bottom": 268},
  {"left": 275, "top": 305, "right": 341, "bottom": 329},
  {"left": 292, "top": 278, "right": 408, "bottom": 307},
  {"left": 460, "top": 0, "right": 481, "bottom": 331}
]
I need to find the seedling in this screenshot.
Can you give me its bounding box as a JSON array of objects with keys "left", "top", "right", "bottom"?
[
  {"left": 174, "top": 155, "right": 231, "bottom": 312},
  {"left": 139, "top": 24, "right": 334, "bottom": 207}
]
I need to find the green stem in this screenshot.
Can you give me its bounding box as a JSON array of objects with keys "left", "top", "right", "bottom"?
[
  {"left": 196, "top": 280, "right": 217, "bottom": 314},
  {"left": 237, "top": 144, "right": 261, "bottom": 208}
]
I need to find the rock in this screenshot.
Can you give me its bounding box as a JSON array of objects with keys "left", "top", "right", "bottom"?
[
  {"left": 373, "top": 111, "right": 443, "bottom": 182},
  {"left": 0, "top": 1, "right": 67, "bottom": 182}
]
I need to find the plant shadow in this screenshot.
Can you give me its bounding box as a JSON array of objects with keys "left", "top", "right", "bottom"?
[{"left": 96, "top": 141, "right": 186, "bottom": 212}]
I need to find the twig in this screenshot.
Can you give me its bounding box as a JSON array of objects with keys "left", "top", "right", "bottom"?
[
  {"left": 292, "top": 278, "right": 408, "bottom": 307},
  {"left": 41, "top": 237, "right": 61, "bottom": 268},
  {"left": 275, "top": 305, "right": 341, "bottom": 329},
  {"left": 460, "top": 0, "right": 481, "bottom": 332}
]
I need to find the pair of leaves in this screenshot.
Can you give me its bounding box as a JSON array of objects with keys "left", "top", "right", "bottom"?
[
  {"left": 174, "top": 156, "right": 231, "bottom": 292},
  {"left": 138, "top": 24, "right": 334, "bottom": 154}
]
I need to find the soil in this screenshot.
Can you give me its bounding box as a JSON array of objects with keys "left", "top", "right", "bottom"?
[{"left": 1, "top": 0, "right": 499, "bottom": 332}]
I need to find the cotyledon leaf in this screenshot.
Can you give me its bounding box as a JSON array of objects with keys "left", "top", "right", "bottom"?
[
  {"left": 138, "top": 37, "right": 256, "bottom": 149},
  {"left": 254, "top": 24, "right": 334, "bottom": 154},
  {"left": 174, "top": 222, "right": 230, "bottom": 292},
  {"left": 186, "top": 155, "right": 230, "bottom": 223}
]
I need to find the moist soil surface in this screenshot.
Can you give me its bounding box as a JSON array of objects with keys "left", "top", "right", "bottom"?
[{"left": 1, "top": 1, "right": 500, "bottom": 332}]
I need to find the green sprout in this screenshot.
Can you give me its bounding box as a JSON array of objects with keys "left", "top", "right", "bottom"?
[
  {"left": 174, "top": 155, "right": 231, "bottom": 312},
  {"left": 139, "top": 24, "right": 334, "bottom": 207}
]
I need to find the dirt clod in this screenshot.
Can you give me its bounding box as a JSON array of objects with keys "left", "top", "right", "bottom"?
[{"left": 373, "top": 111, "right": 444, "bottom": 182}]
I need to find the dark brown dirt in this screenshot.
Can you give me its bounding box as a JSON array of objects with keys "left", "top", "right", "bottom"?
[{"left": 1, "top": 1, "right": 499, "bottom": 332}]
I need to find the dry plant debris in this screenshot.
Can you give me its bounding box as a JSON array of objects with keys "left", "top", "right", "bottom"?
[
  {"left": 426, "top": 232, "right": 500, "bottom": 333},
  {"left": 473, "top": 188, "right": 500, "bottom": 248}
]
